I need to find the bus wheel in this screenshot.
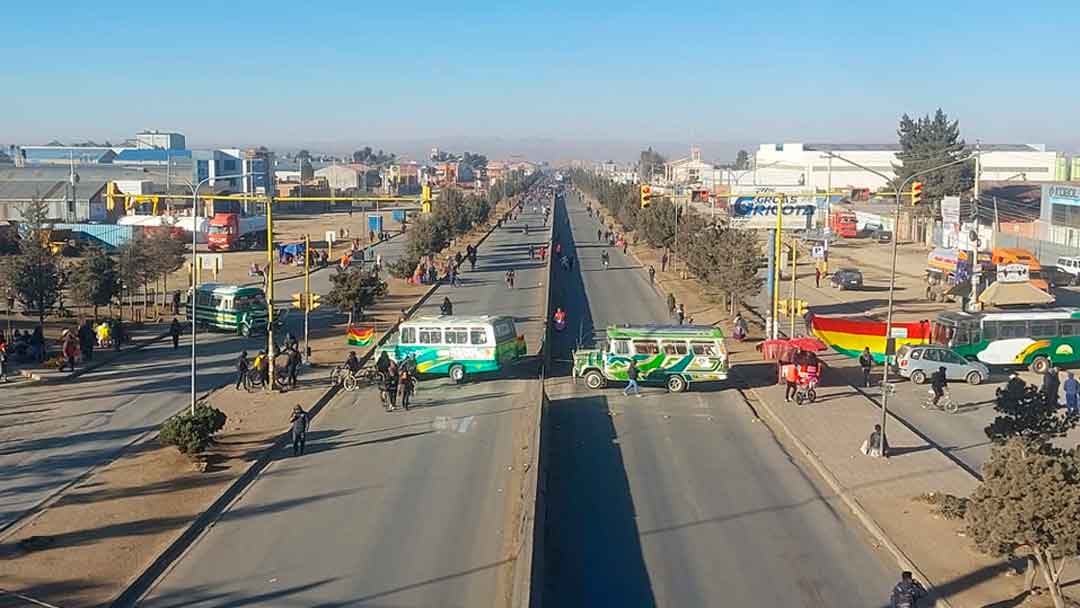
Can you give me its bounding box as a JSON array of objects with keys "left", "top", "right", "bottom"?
[
  {"left": 583, "top": 370, "right": 606, "bottom": 390},
  {"left": 1030, "top": 356, "right": 1051, "bottom": 375},
  {"left": 666, "top": 375, "right": 687, "bottom": 393},
  {"left": 449, "top": 364, "right": 466, "bottom": 384}
]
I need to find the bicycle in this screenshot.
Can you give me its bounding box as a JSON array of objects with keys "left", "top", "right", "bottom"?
[
  {"left": 343, "top": 367, "right": 384, "bottom": 392},
  {"left": 922, "top": 387, "right": 958, "bottom": 414},
  {"left": 245, "top": 368, "right": 266, "bottom": 392}
]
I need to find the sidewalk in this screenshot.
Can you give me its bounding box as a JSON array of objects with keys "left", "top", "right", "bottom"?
[{"left": 11, "top": 323, "right": 170, "bottom": 385}]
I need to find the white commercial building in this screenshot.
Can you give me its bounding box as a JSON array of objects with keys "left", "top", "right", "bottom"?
[
  {"left": 136, "top": 130, "right": 186, "bottom": 150},
  {"left": 751, "top": 143, "right": 1062, "bottom": 191},
  {"left": 664, "top": 146, "right": 724, "bottom": 190}
]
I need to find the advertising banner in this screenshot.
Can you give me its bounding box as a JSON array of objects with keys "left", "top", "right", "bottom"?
[{"left": 729, "top": 192, "right": 815, "bottom": 230}]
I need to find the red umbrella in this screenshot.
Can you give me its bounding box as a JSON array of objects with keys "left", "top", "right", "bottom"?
[{"left": 787, "top": 336, "right": 827, "bottom": 352}]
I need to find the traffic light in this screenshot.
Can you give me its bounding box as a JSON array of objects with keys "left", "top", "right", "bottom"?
[
  {"left": 308, "top": 293, "right": 321, "bottom": 311},
  {"left": 291, "top": 292, "right": 305, "bottom": 310},
  {"left": 421, "top": 183, "right": 433, "bottom": 214},
  {"left": 911, "top": 181, "right": 923, "bottom": 206},
  {"left": 794, "top": 299, "right": 808, "bottom": 317},
  {"left": 640, "top": 184, "right": 653, "bottom": 209},
  {"left": 778, "top": 299, "right": 789, "bottom": 317}
]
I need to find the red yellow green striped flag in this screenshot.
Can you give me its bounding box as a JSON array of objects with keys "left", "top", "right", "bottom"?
[{"left": 347, "top": 325, "right": 375, "bottom": 347}]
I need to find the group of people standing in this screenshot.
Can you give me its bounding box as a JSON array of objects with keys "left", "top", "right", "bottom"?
[{"left": 375, "top": 350, "right": 417, "bottom": 411}]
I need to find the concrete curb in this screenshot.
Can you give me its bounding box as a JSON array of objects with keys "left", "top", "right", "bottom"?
[
  {"left": 111, "top": 197, "right": 524, "bottom": 608},
  {"left": 509, "top": 196, "right": 556, "bottom": 608},
  {"left": 17, "top": 328, "right": 171, "bottom": 385}
]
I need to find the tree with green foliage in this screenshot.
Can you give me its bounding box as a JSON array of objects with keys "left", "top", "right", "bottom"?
[
  {"left": 2, "top": 198, "right": 61, "bottom": 326},
  {"left": 324, "top": 268, "right": 388, "bottom": 325},
  {"left": 966, "top": 438, "right": 1080, "bottom": 608},
  {"left": 985, "top": 379, "right": 1079, "bottom": 450},
  {"left": 116, "top": 236, "right": 150, "bottom": 319},
  {"left": 684, "top": 224, "right": 764, "bottom": 312},
  {"left": 893, "top": 109, "right": 973, "bottom": 213},
  {"left": 142, "top": 228, "right": 188, "bottom": 309},
  {"left": 69, "top": 249, "right": 121, "bottom": 319},
  {"left": 159, "top": 403, "right": 227, "bottom": 454}
]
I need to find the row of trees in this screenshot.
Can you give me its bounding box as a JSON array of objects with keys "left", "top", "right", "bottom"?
[
  {"left": 0, "top": 199, "right": 188, "bottom": 326},
  {"left": 569, "top": 169, "right": 763, "bottom": 311},
  {"left": 388, "top": 171, "right": 541, "bottom": 279}
]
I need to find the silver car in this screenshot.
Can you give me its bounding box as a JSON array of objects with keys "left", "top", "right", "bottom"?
[{"left": 895, "top": 344, "right": 990, "bottom": 385}]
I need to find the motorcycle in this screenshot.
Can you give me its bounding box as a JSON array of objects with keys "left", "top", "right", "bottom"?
[{"left": 554, "top": 317, "right": 567, "bottom": 332}]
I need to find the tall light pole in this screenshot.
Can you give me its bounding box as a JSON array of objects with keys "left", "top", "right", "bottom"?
[
  {"left": 824, "top": 151, "right": 979, "bottom": 455},
  {"left": 183, "top": 172, "right": 253, "bottom": 415}
]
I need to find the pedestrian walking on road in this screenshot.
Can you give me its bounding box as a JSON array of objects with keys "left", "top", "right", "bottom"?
[
  {"left": 597, "top": 228, "right": 603, "bottom": 242},
  {"left": 289, "top": 405, "right": 308, "bottom": 456},
  {"left": 30, "top": 326, "right": 44, "bottom": 363},
  {"left": 623, "top": 359, "right": 641, "bottom": 397},
  {"left": 675, "top": 303, "right": 685, "bottom": 326},
  {"left": 79, "top": 320, "right": 94, "bottom": 362},
  {"left": 1043, "top": 366, "right": 1061, "bottom": 408},
  {"left": 287, "top": 347, "right": 302, "bottom": 389},
  {"left": 622, "top": 240, "right": 628, "bottom": 255},
  {"left": 667, "top": 293, "right": 676, "bottom": 318},
  {"left": 505, "top": 269, "right": 516, "bottom": 289},
  {"left": 440, "top": 296, "right": 453, "bottom": 316},
  {"left": 1065, "top": 372, "right": 1080, "bottom": 415},
  {"left": 397, "top": 368, "right": 414, "bottom": 411},
  {"left": 169, "top": 318, "right": 182, "bottom": 349},
  {"left": 528, "top": 244, "right": 535, "bottom": 260},
  {"left": 783, "top": 361, "right": 799, "bottom": 402},
  {"left": 0, "top": 336, "right": 8, "bottom": 383},
  {"left": 815, "top": 267, "right": 821, "bottom": 288},
  {"left": 661, "top": 251, "right": 669, "bottom": 273},
  {"left": 172, "top": 290, "right": 181, "bottom": 315},
  {"left": 889, "top": 571, "right": 926, "bottom": 608},
  {"left": 859, "top": 347, "right": 874, "bottom": 388},
  {"left": 648, "top": 265, "right": 656, "bottom": 284}
]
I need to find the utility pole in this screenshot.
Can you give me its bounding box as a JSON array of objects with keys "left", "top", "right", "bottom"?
[
  {"left": 790, "top": 235, "right": 798, "bottom": 337},
  {"left": 265, "top": 193, "right": 275, "bottom": 390},
  {"left": 303, "top": 233, "right": 311, "bottom": 364},
  {"left": 772, "top": 193, "right": 784, "bottom": 339},
  {"left": 970, "top": 141, "right": 982, "bottom": 312}
]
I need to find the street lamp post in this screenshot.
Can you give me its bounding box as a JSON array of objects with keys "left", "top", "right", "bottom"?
[
  {"left": 824, "top": 151, "right": 979, "bottom": 455},
  {"left": 183, "top": 172, "right": 253, "bottom": 416}
]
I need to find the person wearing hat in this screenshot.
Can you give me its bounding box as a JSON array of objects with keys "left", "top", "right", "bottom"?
[{"left": 289, "top": 405, "right": 309, "bottom": 456}]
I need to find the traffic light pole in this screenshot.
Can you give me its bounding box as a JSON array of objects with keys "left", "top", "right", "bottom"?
[
  {"left": 304, "top": 233, "right": 311, "bottom": 364},
  {"left": 266, "top": 195, "right": 275, "bottom": 391},
  {"left": 790, "top": 236, "right": 798, "bottom": 337}
]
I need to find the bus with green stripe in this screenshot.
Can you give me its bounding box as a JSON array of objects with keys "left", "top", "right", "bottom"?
[
  {"left": 377, "top": 315, "right": 527, "bottom": 383},
  {"left": 933, "top": 308, "right": 1080, "bottom": 374},
  {"left": 187, "top": 283, "right": 269, "bottom": 336},
  {"left": 573, "top": 325, "right": 728, "bottom": 393}
]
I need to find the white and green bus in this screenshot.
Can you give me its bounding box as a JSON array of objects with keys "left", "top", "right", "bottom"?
[
  {"left": 377, "top": 315, "right": 527, "bottom": 383},
  {"left": 187, "top": 283, "right": 269, "bottom": 336},
  {"left": 933, "top": 308, "right": 1080, "bottom": 373},
  {"left": 572, "top": 324, "right": 728, "bottom": 393}
]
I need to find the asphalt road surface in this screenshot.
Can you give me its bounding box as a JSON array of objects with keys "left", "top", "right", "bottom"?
[
  {"left": 0, "top": 232, "right": 408, "bottom": 532},
  {"left": 541, "top": 192, "right": 895, "bottom": 607},
  {"left": 137, "top": 203, "right": 549, "bottom": 607}
]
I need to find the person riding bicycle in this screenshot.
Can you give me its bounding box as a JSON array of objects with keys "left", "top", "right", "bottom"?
[
  {"left": 345, "top": 351, "right": 361, "bottom": 374},
  {"left": 890, "top": 571, "right": 927, "bottom": 608},
  {"left": 930, "top": 366, "right": 948, "bottom": 407},
  {"left": 553, "top": 307, "right": 567, "bottom": 330},
  {"left": 601, "top": 249, "right": 610, "bottom": 269}
]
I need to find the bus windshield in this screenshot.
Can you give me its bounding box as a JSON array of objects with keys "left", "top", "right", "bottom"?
[
  {"left": 932, "top": 319, "right": 956, "bottom": 345},
  {"left": 235, "top": 294, "right": 267, "bottom": 310}
]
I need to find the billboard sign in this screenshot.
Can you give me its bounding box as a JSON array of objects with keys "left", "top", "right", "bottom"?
[
  {"left": 941, "top": 196, "right": 961, "bottom": 224},
  {"left": 729, "top": 192, "right": 815, "bottom": 230}
]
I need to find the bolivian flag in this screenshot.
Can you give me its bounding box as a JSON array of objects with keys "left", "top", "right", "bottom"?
[
  {"left": 347, "top": 326, "right": 375, "bottom": 347},
  {"left": 809, "top": 315, "right": 931, "bottom": 364}
]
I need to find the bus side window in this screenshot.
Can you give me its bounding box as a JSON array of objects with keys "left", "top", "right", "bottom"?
[
  {"left": 612, "top": 340, "right": 630, "bottom": 355},
  {"left": 419, "top": 328, "right": 443, "bottom": 344},
  {"left": 445, "top": 328, "right": 468, "bottom": 344},
  {"left": 1030, "top": 320, "right": 1059, "bottom": 338},
  {"left": 691, "top": 341, "right": 717, "bottom": 356},
  {"left": 662, "top": 341, "right": 688, "bottom": 355},
  {"left": 982, "top": 321, "right": 997, "bottom": 340},
  {"left": 998, "top": 321, "right": 1028, "bottom": 339},
  {"left": 400, "top": 327, "right": 416, "bottom": 344},
  {"left": 470, "top": 328, "right": 489, "bottom": 345},
  {"left": 633, "top": 340, "right": 659, "bottom": 355},
  {"left": 1062, "top": 321, "right": 1080, "bottom": 336}
]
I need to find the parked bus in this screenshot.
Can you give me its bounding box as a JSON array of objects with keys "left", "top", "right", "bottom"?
[
  {"left": 377, "top": 315, "right": 527, "bottom": 383},
  {"left": 932, "top": 308, "right": 1080, "bottom": 373},
  {"left": 572, "top": 325, "right": 728, "bottom": 393},
  {"left": 829, "top": 210, "right": 857, "bottom": 238},
  {"left": 187, "top": 283, "right": 269, "bottom": 336}
]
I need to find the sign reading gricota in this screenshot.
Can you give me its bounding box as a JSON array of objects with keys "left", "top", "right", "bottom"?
[{"left": 729, "top": 192, "right": 816, "bottom": 230}]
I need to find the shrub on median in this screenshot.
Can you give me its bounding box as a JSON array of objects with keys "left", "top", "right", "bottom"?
[{"left": 159, "top": 404, "right": 228, "bottom": 455}]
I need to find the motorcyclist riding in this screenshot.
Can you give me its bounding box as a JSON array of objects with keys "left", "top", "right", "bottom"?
[
  {"left": 601, "top": 250, "right": 610, "bottom": 269},
  {"left": 345, "top": 351, "right": 361, "bottom": 374},
  {"left": 930, "top": 366, "right": 947, "bottom": 407},
  {"left": 553, "top": 307, "right": 567, "bottom": 331}
]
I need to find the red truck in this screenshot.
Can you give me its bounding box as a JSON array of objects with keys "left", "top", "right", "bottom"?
[
  {"left": 829, "top": 210, "right": 857, "bottom": 238},
  {"left": 207, "top": 201, "right": 267, "bottom": 251}
]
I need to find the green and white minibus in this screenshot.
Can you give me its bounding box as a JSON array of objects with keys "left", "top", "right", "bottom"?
[
  {"left": 377, "top": 315, "right": 527, "bottom": 383},
  {"left": 187, "top": 283, "right": 269, "bottom": 336},
  {"left": 572, "top": 324, "right": 728, "bottom": 393},
  {"left": 933, "top": 308, "right": 1080, "bottom": 373}
]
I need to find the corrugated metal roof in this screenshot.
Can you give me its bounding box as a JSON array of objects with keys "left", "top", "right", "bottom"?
[
  {"left": 804, "top": 143, "right": 1043, "bottom": 153},
  {"left": 114, "top": 149, "right": 192, "bottom": 162},
  {"left": 21, "top": 147, "right": 115, "bottom": 163},
  {"left": 0, "top": 179, "right": 108, "bottom": 201}
]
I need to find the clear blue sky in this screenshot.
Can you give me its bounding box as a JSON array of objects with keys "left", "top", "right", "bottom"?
[{"left": 2, "top": 0, "right": 1078, "bottom": 154}]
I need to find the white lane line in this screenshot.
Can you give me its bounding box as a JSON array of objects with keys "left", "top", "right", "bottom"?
[{"left": 456, "top": 416, "right": 475, "bottom": 433}]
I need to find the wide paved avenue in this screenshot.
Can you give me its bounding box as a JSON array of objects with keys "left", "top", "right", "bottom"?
[
  {"left": 541, "top": 192, "right": 895, "bottom": 606},
  {"left": 138, "top": 205, "right": 547, "bottom": 606},
  {"left": 0, "top": 229, "right": 408, "bottom": 532}
]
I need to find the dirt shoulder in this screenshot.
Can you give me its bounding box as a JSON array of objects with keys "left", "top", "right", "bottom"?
[{"left": 0, "top": 196, "right": 524, "bottom": 608}]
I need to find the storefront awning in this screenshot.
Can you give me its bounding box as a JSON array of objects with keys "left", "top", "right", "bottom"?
[{"left": 978, "top": 281, "right": 1055, "bottom": 307}]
